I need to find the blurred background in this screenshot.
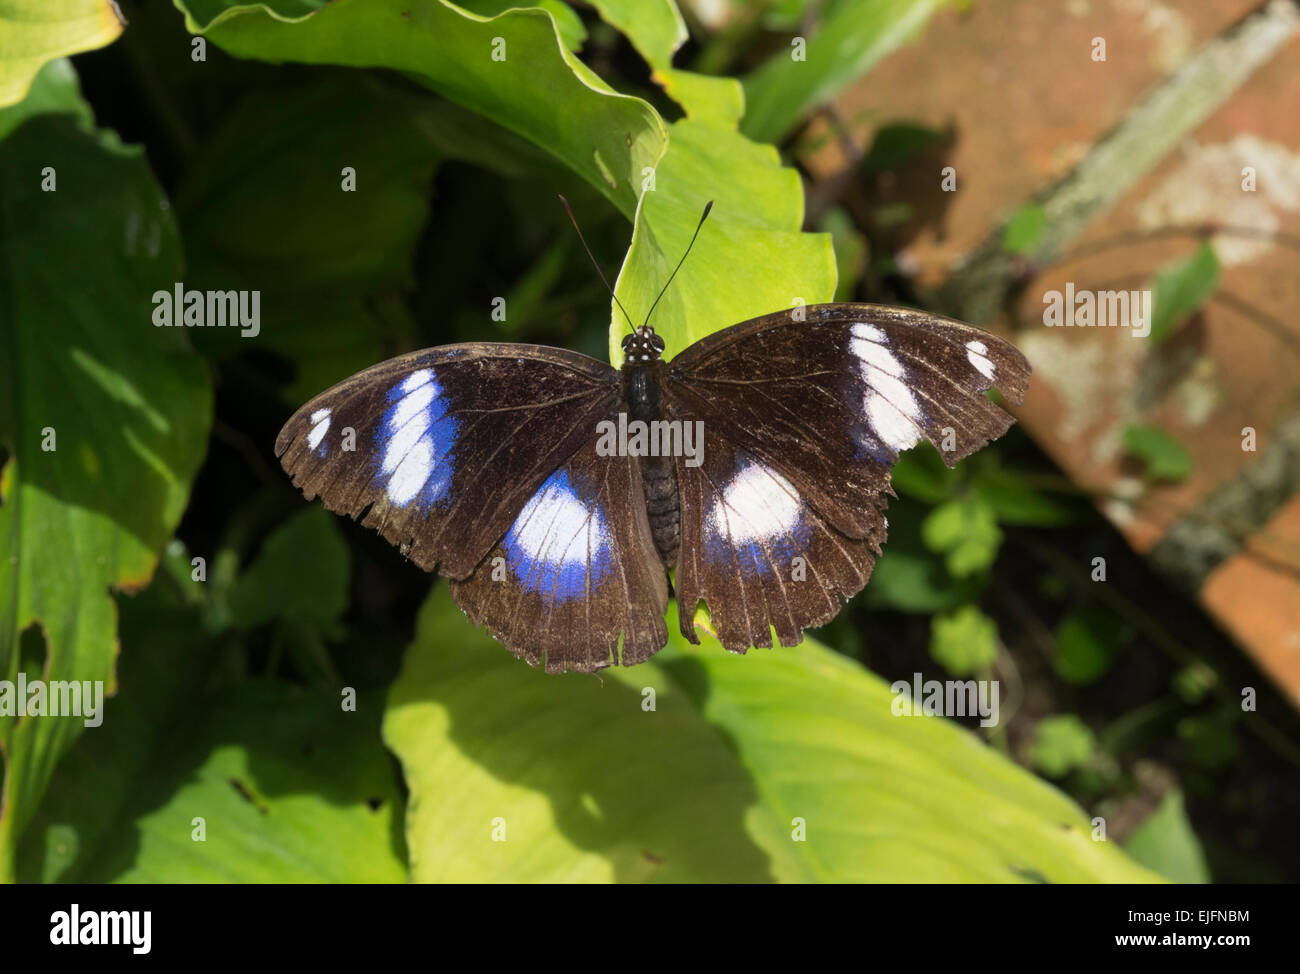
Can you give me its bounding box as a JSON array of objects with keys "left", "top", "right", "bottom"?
[{"left": 1, "top": 0, "right": 1298, "bottom": 883}]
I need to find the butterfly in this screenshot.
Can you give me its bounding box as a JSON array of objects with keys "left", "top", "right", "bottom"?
[{"left": 276, "top": 205, "right": 1030, "bottom": 673}]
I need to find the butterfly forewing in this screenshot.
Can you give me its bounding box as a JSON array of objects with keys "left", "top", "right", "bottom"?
[
  {"left": 663, "top": 304, "right": 1030, "bottom": 541},
  {"left": 275, "top": 343, "right": 620, "bottom": 578},
  {"left": 672, "top": 427, "right": 889, "bottom": 653},
  {"left": 449, "top": 435, "right": 668, "bottom": 673}
]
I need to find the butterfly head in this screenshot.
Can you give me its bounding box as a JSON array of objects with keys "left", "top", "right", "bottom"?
[{"left": 621, "top": 325, "right": 665, "bottom": 364}]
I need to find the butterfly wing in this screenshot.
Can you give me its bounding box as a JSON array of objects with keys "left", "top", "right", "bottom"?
[
  {"left": 663, "top": 303, "right": 1029, "bottom": 539},
  {"left": 275, "top": 343, "right": 620, "bottom": 579},
  {"left": 448, "top": 435, "right": 669, "bottom": 673},
  {"left": 663, "top": 303, "right": 1029, "bottom": 651},
  {"left": 671, "top": 429, "right": 888, "bottom": 652}
]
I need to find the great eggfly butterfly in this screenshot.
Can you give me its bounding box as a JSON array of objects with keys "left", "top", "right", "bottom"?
[{"left": 276, "top": 204, "right": 1030, "bottom": 672}]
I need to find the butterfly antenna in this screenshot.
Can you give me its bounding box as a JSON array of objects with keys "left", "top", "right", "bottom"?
[
  {"left": 642, "top": 199, "right": 713, "bottom": 329},
  {"left": 559, "top": 195, "right": 636, "bottom": 332}
]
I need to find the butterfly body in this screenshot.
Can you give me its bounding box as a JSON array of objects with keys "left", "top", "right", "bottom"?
[
  {"left": 277, "top": 304, "right": 1030, "bottom": 673},
  {"left": 621, "top": 327, "right": 680, "bottom": 566}
]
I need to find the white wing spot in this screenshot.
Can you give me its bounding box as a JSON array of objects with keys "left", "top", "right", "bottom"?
[
  {"left": 851, "top": 322, "right": 887, "bottom": 343},
  {"left": 509, "top": 476, "right": 609, "bottom": 572},
  {"left": 850, "top": 322, "right": 922, "bottom": 452},
  {"left": 307, "top": 408, "right": 331, "bottom": 451},
  {"left": 400, "top": 369, "right": 433, "bottom": 393},
  {"left": 387, "top": 436, "right": 433, "bottom": 506},
  {"left": 966, "top": 339, "right": 995, "bottom": 380},
  {"left": 707, "top": 462, "right": 803, "bottom": 544}
]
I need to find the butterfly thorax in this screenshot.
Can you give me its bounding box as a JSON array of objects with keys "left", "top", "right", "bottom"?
[{"left": 621, "top": 328, "right": 679, "bottom": 567}]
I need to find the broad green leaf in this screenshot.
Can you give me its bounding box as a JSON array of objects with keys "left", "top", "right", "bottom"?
[
  {"left": 1053, "top": 610, "right": 1124, "bottom": 685},
  {"left": 171, "top": 0, "right": 828, "bottom": 367},
  {"left": 921, "top": 494, "right": 1002, "bottom": 577},
  {"left": 228, "top": 507, "right": 349, "bottom": 632},
  {"left": 741, "top": 0, "right": 951, "bottom": 143},
  {"left": 456, "top": 0, "right": 588, "bottom": 51},
  {"left": 175, "top": 0, "right": 668, "bottom": 218},
  {"left": 1001, "top": 204, "right": 1047, "bottom": 256},
  {"left": 586, "top": 0, "right": 685, "bottom": 67},
  {"left": 0, "top": 0, "right": 123, "bottom": 106},
  {"left": 16, "top": 597, "right": 405, "bottom": 883},
  {"left": 930, "top": 605, "right": 998, "bottom": 676},
  {"left": 384, "top": 587, "right": 1159, "bottom": 882},
  {"left": 0, "top": 58, "right": 91, "bottom": 141},
  {"left": 1122, "top": 423, "right": 1192, "bottom": 483},
  {"left": 584, "top": 0, "right": 745, "bottom": 126},
  {"left": 611, "top": 117, "right": 835, "bottom": 363},
  {"left": 1030, "top": 715, "right": 1097, "bottom": 778},
  {"left": 586, "top": 2, "right": 833, "bottom": 360},
  {"left": 1148, "top": 242, "right": 1219, "bottom": 344},
  {"left": 0, "top": 114, "right": 212, "bottom": 879},
  {"left": 174, "top": 75, "right": 439, "bottom": 400},
  {"left": 1124, "top": 789, "right": 1210, "bottom": 884}
]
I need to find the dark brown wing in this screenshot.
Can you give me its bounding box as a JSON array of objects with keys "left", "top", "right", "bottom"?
[
  {"left": 449, "top": 435, "right": 669, "bottom": 673},
  {"left": 663, "top": 303, "right": 1029, "bottom": 540},
  {"left": 671, "top": 427, "right": 887, "bottom": 653},
  {"left": 275, "top": 343, "right": 619, "bottom": 578}
]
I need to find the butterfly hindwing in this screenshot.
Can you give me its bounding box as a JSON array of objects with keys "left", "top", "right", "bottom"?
[
  {"left": 275, "top": 343, "right": 620, "bottom": 578},
  {"left": 672, "top": 427, "right": 888, "bottom": 652},
  {"left": 449, "top": 434, "right": 669, "bottom": 673},
  {"left": 663, "top": 304, "right": 1030, "bottom": 540}
]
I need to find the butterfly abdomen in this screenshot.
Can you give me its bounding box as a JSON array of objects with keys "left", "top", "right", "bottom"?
[
  {"left": 624, "top": 358, "right": 680, "bottom": 567},
  {"left": 642, "top": 462, "right": 680, "bottom": 567}
]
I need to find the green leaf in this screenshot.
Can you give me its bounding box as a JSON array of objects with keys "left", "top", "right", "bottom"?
[
  {"left": 891, "top": 442, "right": 959, "bottom": 503},
  {"left": 173, "top": 1, "right": 830, "bottom": 365},
  {"left": 174, "top": 75, "right": 439, "bottom": 401},
  {"left": 456, "top": 0, "right": 588, "bottom": 51},
  {"left": 1147, "top": 242, "right": 1219, "bottom": 343},
  {"left": 1177, "top": 715, "right": 1239, "bottom": 771},
  {"left": 177, "top": 0, "right": 668, "bottom": 218},
  {"left": 1171, "top": 660, "right": 1217, "bottom": 704},
  {"left": 585, "top": 1, "right": 833, "bottom": 360},
  {"left": 822, "top": 205, "right": 868, "bottom": 302},
  {"left": 382, "top": 587, "right": 1158, "bottom": 882},
  {"left": 930, "top": 605, "right": 999, "bottom": 676},
  {"left": 1053, "top": 610, "right": 1124, "bottom": 685},
  {"left": 0, "top": 0, "right": 123, "bottom": 107},
  {"left": 1001, "top": 204, "right": 1047, "bottom": 256},
  {"left": 228, "top": 507, "right": 349, "bottom": 633},
  {"left": 862, "top": 500, "right": 974, "bottom": 613},
  {"left": 611, "top": 116, "right": 835, "bottom": 363},
  {"left": 741, "top": 0, "right": 951, "bottom": 143},
  {"left": 583, "top": 0, "right": 744, "bottom": 126},
  {"left": 0, "top": 114, "right": 212, "bottom": 880},
  {"left": 16, "top": 597, "right": 405, "bottom": 882},
  {"left": 921, "top": 494, "right": 1002, "bottom": 577},
  {"left": 0, "top": 58, "right": 91, "bottom": 142},
  {"left": 972, "top": 476, "right": 1076, "bottom": 527},
  {"left": 1122, "top": 424, "right": 1192, "bottom": 483},
  {"left": 1124, "top": 789, "right": 1210, "bottom": 884},
  {"left": 1030, "top": 715, "right": 1097, "bottom": 778},
  {"left": 860, "top": 121, "right": 943, "bottom": 174}
]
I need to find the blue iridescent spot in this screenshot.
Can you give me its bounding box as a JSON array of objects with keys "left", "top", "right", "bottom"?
[
  {"left": 703, "top": 461, "right": 810, "bottom": 578},
  {"left": 376, "top": 368, "right": 459, "bottom": 510},
  {"left": 503, "top": 469, "right": 613, "bottom": 603}
]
